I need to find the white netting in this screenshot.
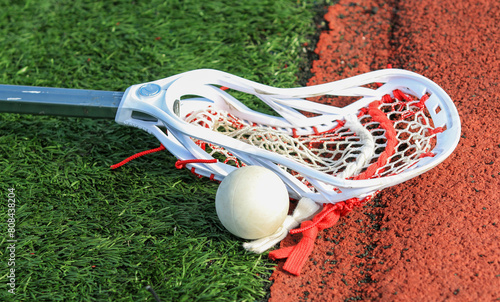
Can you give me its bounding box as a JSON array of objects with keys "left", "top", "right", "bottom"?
[{"left": 183, "top": 90, "right": 442, "bottom": 191}]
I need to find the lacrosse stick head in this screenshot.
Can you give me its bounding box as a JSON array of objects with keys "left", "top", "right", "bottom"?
[{"left": 115, "top": 69, "right": 461, "bottom": 204}]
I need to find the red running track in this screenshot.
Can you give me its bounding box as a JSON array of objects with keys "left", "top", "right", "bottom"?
[{"left": 269, "top": 0, "right": 499, "bottom": 301}]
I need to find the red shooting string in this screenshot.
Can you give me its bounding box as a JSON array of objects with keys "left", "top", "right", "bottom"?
[{"left": 353, "top": 99, "right": 398, "bottom": 180}]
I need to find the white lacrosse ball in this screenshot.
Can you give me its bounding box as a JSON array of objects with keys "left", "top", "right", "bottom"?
[{"left": 215, "top": 166, "right": 289, "bottom": 240}]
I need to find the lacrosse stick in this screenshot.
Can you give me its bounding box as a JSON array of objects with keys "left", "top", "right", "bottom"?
[
  {"left": 114, "top": 68, "right": 460, "bottom": 274},
  {"left": 1, "top": 68, "right": 461, "bottom": 275}
]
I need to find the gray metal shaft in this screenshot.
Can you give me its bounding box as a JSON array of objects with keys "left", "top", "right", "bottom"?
[{"left": 0, "top": 84, "right": 124, "bottom": 119}]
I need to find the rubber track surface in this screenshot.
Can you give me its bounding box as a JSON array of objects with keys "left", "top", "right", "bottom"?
[{"left": 269, "top": 0, "right": 499, "bottom": 301}]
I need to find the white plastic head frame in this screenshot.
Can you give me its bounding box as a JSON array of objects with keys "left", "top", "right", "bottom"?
[{"left": 115, "top": 69, "right": 461, "bottom": 204}]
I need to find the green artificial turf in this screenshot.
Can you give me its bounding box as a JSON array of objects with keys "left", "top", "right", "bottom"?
[{"left": 0, "top": 0, "right": 328, "bottom": 300}]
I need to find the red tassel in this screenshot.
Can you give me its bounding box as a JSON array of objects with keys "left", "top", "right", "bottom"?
[{"left": 269, "top": 198, "right": 362, "bottom": 275}]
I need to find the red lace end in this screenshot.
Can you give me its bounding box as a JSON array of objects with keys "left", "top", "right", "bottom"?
[
  {"left": 110, "top": 145, "right": 166, "bottom": 169},
  {"left": 174, "top": 158, "right": 218, "bottom": 169},
  {"left": 269, "top": 193, "right": 377, "bottom": 275}
]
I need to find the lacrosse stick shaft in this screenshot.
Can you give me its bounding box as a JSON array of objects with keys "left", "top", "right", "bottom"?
[{"left": 0, "top": 84, "right": 123, "bottom": 119}]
